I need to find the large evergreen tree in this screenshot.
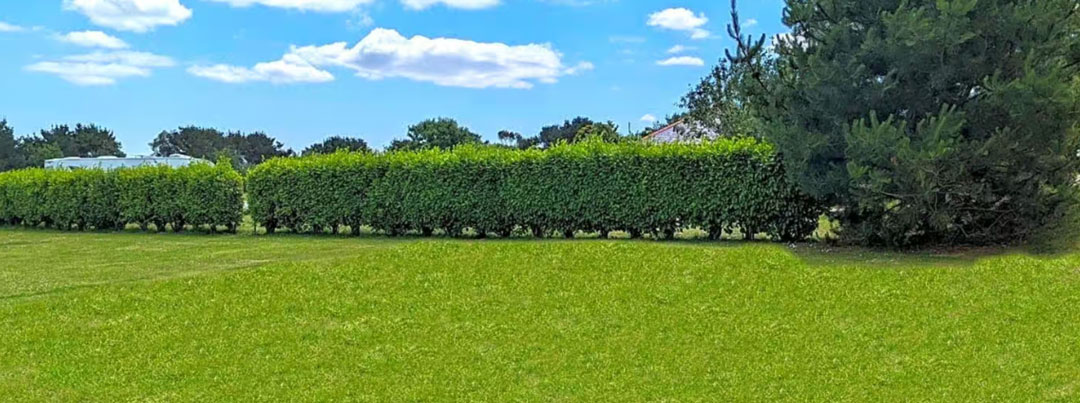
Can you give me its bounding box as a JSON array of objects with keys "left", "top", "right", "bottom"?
[{"left": 714, "top": 0, "right": 1080, "bottom": 246}]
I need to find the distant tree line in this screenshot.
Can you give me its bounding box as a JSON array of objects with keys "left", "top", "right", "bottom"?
[
  {"left": 0, "top": 115, "right": 664, "bottom": 173},
  {"left": 149, "top": 127, "right": 294, "bottom": 172},
  {"left": 0, "top": 121, "right": 124, "bottom": 171}
]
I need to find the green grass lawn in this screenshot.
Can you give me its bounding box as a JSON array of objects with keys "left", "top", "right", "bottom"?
[{"left": 2, "top": 229, "right": 1080, "bottom": 401}]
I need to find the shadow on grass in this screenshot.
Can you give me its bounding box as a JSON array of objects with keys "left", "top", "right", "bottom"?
[{"left": 2, "top": 222, "right": 1075, "bottom": 270}]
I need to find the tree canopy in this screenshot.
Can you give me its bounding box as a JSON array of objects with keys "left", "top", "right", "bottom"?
[
  {"left": 39, "top": 124, "right": 125, "bottom": 158},
  {"left": 573, "top": 121, "right": 623, "bottom": 143},
  {"left": 538, "top": 117, "right": 594, "bottom": 147},
  {"left": 388, "top": 118, "right": 482, "bottom": 151},
  {"left": 150, "top": 126, "right": 292, "bottom": 171},
  {"left": 303, "top": 136, "right": 371, "bottom": 156},
  {"left": 0, "top": 120, "right": 15, "bottom": 171},
  {"left": 0, "top": 122, "right": 125, "bottom": 171},
  {"left": 711, "top": 0, "right": 1080, "bottom": 246},
  {"left": 14, "top": 138, "right": 62, "bottom": 169}
]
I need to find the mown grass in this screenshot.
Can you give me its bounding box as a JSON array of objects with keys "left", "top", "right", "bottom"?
[{"left": 2, "top": 228, "right": 1080, "bottom": 401}]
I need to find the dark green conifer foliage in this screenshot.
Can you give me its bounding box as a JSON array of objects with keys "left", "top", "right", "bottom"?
[{"left": 721, "top": 0, "right": 1080, "bottom": 246}]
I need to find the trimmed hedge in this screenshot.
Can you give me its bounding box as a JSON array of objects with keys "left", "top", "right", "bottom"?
[
  {"left": 0, "top": 163, "right": 243, "bottom": 232},
  {"left": 248, "top": 139, "right": 823, "bottom": 241}
]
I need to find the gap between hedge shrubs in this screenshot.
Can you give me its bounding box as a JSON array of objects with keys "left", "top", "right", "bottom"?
[
  {"left": 0, "top": 163, "right": 243, "bottom": 232},
  {"left": 248, "top": 139, "right": 824, "bottom": 241}
]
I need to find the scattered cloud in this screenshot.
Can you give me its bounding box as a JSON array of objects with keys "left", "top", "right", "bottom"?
[
  {"left": 640, "top": 114, "right": 657, "bottom": 123},
  {"left": 0, "top": 21, "right": 25, "bottom": 33},
  {"left": 190, "top": 28, "right": 589, "bottom": 89},
  {"left": 188, "top": 59, "right": 334, "bottom": 84},
  {"left": 743, "top": 18, "right": 758, "bottom": 28},
  {"left": 400, "top": 0, "right": 499, "bottom": 9},
  {"left": 64, "top": 0, "right": 192, "bottom": 33},
  {"left": 26, "top": 50, "right": 175, "bottom": 85},
  {"left": 656, "top": 56, "right": 704, "bottom": 67},
  {"left": 666, "top": 45, "right": 695, "bottom": 54},
  {"left": 205, "top": 0, "right": 373, "bottom": 12},
  {"left": 648, "top": 8, "right": 709, "bottom": 40},
  {"left": 56, "top": 31, "right": 129, "bottom": 49},
  {"left": 206, "top": 0, "right": 499, "bottom": 11},
  {"left": 347, "top": 10, "right": 374, "bottom": 29},
  {"left": 564, "top": 61, "right": 594, "bottom": 75},
  {"left": 540, "top": 0, "right": 612, "bottom": 5}
]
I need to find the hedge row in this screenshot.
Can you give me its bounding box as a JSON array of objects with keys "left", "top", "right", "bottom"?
[
  {"left": 0, "top": 163, "right": 244, "bottom": 232},
  {"left": 248, "top": 139, "right": 824, "bottom": 241}
]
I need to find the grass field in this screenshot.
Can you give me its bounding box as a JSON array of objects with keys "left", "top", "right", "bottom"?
[{"left": 2, "top": 229, "right": 1080, "bottom": 401}]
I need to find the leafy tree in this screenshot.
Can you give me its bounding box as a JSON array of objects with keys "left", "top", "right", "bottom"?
[
  {"left": 39, "top": 124, "right": 125, "bottom": 158},
  {"left": 388, "top": 118, "right": 482, "bottom": 151},
  {"left": 225, "top": 131, "right": 293, "bottom": 166},
  {"left": 720, "top": 0, "right": 1080, "bottom": 246},
  {"left": 515, "top": 136, "right": 541, "bottom": 149},
  {"left": 497, "top": 130, "right": 522, "bottom": 146},
  {"left": 14, "top": 137, "right": 63, "bottom": 169},
  {"left": 0, "top": 120, "right": 15, "bottom": 171},
  {"left": 682, "top": 61, "right": 762, "bottom": 138},
  {"left": 537, "top": 117, "right": 594, "bottom": 147},
  {"left": 150, "top": 127, "right": 228, "bottom": 159},
  {"left": 574, "top": 121, "right": 623, "bottom": 143},
  {"left": 303, "top": 136, "right": 371, "bottom": 155},
  {"left": 510, "top": 117, "right": 622, "bottom": 149},
  {"left": 151, "top": 126, "right": 292, "bottom": 170}
]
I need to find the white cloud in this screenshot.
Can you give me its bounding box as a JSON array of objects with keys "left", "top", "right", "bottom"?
[
  {"left": 64, "top": 0, "right": 192, "bottom": 33},
  {"left": 207, "top": 0, "right": 497, "bottom": 11},
  {"left": 205, "top": 0, "right": 374, "bottom": 12},
  {"left": 648, "top": 8, "right": 709, "bottom": 40},
  {"left": 191, "top": 28, "right": 589, "bottom": 89},
  {"left": 656, "top": 56, "right": 704, "bottom": 67},
  {"left": 666, "top": 45, "right": 695, "bottom": 54},
  {"left": 743, "top": 18, "right": 758, "bottom": 28},
  {"left": 188, "top": 57, "right": 334, "bottom": 84},
  {"left": 0, "top": 21, "right": 25, "bottom": 32},
  {"left": 564, "top": 61, "right": 594, "bottom": 75},
  {"left": 400, "top": 0, "right": 499, "bottom": 9},
  {"left": 26, "top": 51, "right": 175, "bottom": 85},
  {"left": 56, "top": 31, "right": 129, "bottom": 49},
  {"left": 640, "top": 114, "right": 657, "bottom": 123}
]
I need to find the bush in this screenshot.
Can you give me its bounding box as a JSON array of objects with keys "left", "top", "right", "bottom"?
[
  {"left": 0, "top": 163, "right": 243, "bottom": 232},
  {"left": 247, "top": 139, "right": 823, "bottom": 241},
  {"left": 248, "top": 151, "right": 381, "bottom": 235}
]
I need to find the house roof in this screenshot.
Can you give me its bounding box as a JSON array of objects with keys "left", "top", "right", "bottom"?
[{"left": 643, "top": 119, "right": 720, "bottom": 143}]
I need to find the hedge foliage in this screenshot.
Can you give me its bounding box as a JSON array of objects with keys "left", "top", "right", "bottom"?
[
  {"left": 0, "top": 163, "right": 243, "bottom": 232},
  {"left": 248, "top": 139, "right": 823, "bottom": 241}
]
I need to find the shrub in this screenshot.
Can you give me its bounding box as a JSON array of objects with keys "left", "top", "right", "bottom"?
[
  {"left": 0, "top": 162, "right": 243, "bottom": 232},
  {"left": 248, "top": 152, "right": 381, "bottom": 235},
  {"left": 247, "top": 139, "right": 823, "bottom": 241}
]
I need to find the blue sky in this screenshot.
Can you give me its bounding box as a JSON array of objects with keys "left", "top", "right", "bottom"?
[{"left": 0, "top": 0, "right": 787, "bottom": 154}]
